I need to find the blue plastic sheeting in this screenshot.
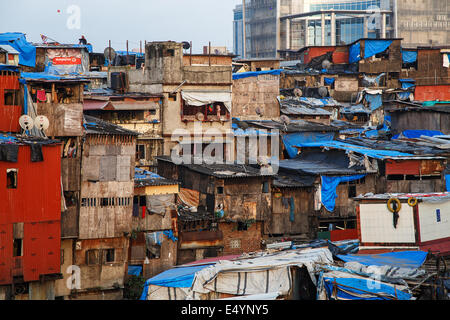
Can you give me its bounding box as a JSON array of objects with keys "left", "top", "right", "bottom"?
[
  {"left": 392, "top": 129, "right": 444, "bottom": 140},
  {"left": 0, "top": 33, "right": 36, "bottom": 67},
  {"left": 128, "top": 266, "right": 142, "bottom": 276},
  {"left": 232, "top": 69, "right": 283, "bottom": 80},
  {"left": 445, "top": 174, "right": 450, "bottom": 192},
  {"left": 147, "top": 230, "right": 178, "bottom": 246},
  {"left": 349, "top": 42, "right": 361, "bottom": 63},
  {"left": 116, "top": 50, "right": 144, "bottom": 58},
  {"left": 281, "top": 132, "right": 335, "bottom": 159},
  {"left": 294, "top": 140, "right": 413, "bottom": 160},
  {"left": 323, "top": 276, "right": 411, "bottom": 300},
  {"left": 364, "top": 40, "right": 393, "bottom": 59},
  {"left": 44, "top": 60, "right": 85, "bottom": 76},
  {"left": 337, "top": 251, "right": 428, "bottom": 269},
  {"left": 20, "top": 72, "right": 63, "bottom": 81},
  {"left": 364, "top": 92, "right": 383, "bottom": 111},
  {"left": 0, "top": 65, "right": 19, "bottom": 72},
  {"left": 233, "top": 127, "right": 278, "bottom": 137},
  {"left": 321, "top": 175, "right": 367, "bottom": 212},
  {"left": 140, "top": 264, "right": 213, "bottom": 300},
  {"left": 401, "top": 50, "right": 418, "bottom": 63},
  {"left": 324, "top": 77, "right": 335, "bottom": 85},
  {"left": 135, "top": 168, "right": 163, "bottom": 180}
]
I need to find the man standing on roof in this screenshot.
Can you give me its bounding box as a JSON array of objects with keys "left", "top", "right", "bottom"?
[{"left": 79, "top": 35, "right": 87, "bottom": 45}]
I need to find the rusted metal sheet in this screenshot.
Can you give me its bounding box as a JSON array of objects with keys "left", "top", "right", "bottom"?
[
  {"left": 179, "top": 230, "right": 223, "bottom": 249},
  {"left": 420, "top": 160, "right": 444, "bottom": 175},
  {"left": 385, "top": 159, "right": 420, "bottom": 176}
]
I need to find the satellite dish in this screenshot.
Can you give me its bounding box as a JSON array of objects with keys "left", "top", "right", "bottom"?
[
  {"left": 34, "top": 115, "right": 50, "bottom": 131},
  {"left": 318, "top": 86, "right": 328, "bottom": 97},
  {"left": 280, "top": 115, "right": 291, "bottom": 125},
  {"left": 195, "top": 112, "right": 205, "bottom": 121},
  {"left": 104, "top": 47, "right": 116, "bottom": 61},
  {"left": 182, "top": 42, "right": 191, "bottom": 50},
  {"left": 322, "top": 59, "right": 332, "bottom": 69},
  {"left": 19, "top": 115, "right": 34, "bottom": 131},
  {"left": 294, "top": 88, "right": 303, "bottom": 97}
]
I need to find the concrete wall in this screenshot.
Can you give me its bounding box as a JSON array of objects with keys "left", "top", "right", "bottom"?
[{"left": 232, "top": 74, "right": 280, "bottom": 120}]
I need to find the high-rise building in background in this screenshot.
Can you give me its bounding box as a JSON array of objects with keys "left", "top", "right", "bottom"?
[
  {"left": 233, "top": 4, "right": 244, "bottom": 58},
  {"left": 233, "top": 0, "right": 449, "bottom": 58}
]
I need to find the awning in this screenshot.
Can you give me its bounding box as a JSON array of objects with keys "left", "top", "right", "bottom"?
[{"left": 181, "top": 90, "right": 232, "bottom": 112}]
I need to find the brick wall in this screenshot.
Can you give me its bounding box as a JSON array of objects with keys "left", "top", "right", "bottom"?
[{"left": 219, "top": 221, "right": 262, "bottom": 255}]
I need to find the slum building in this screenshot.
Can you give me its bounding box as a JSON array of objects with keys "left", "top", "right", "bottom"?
[
  {"left": 121, "top": 41, "right": 234, "bottom": 158},
  {"left": 355, "top": 192, "right": 450, "bottom": 257},
  {"left": 0, "top": 134, "right": 62, "bottom": 300},
  {"left": 268, "top": 173, "right": 317, "bottom": 241},
  {"left": 129, "top": 168, "right": 179, "bottom": 280},
  {"left": 0, "top": 65, "right": 22, "bottom": 133},
  {"left": 232, "top": 69, "right": 281, "bottom": 121},
  {"left": 83, "top": 91, "right": 164, "bottom": 172},
  {"left": 69, "top": 115, "right": 138, "bottom": 300},
  {"left": 156, "top": 156, "right": 273, "bottom": 263}
]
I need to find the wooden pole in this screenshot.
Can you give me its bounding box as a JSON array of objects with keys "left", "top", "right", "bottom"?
[
  {"left": 108, "top": 40, "right": 111, "bottom": 68},
  {"left": 126, "top": 40, "right": 129, "bottom": 65},
  {"left": 209, "top": 41, "right": 211, "bottom": 66},
  {"left": 140, "top": 40, "right": 142, "bottom": 54}
]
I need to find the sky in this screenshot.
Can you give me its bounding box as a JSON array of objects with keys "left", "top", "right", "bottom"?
[{"left": 0, "top": 0, "right": 242, "bottom": 53}]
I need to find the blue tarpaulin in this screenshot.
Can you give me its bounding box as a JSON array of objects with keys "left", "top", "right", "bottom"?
[
  {"left": 20, "top": 72, "right": 63, "bottom": 81},
  {"left": 364, "top": 92, "right": 383, "bottom": 111},
  {"left": 0, "top": 65, "right": 19, "bottom": 72},
  {"left": 446, "top": 175, "right": 450, "bottom": 192},
  {"left": 0, "top": 33, "right": 36, "bottom": 67},
  {"left": 140, "top": 264, "right": 213, "bottom": 300},
  {"left": 232, "top": 69, "right": 283, "bottom": 80},
  {"left": 324, "top": 77, "right": 335, "bottom": 85},
  {"left": 321, "top": 175, "right": 367, "bottom": 212},
  {"left": 392, "top": 130, "right": 444, "bottom": 140},
  {"left": 337, "top": 251, "right": 428, "bottom": 269},
  {"left": 323, "top": 276, "right": 411, "bottom": 300},
  {"left": 401, "top": 50, "right": 418, "bottom": 64},
  {"left": 349, "top": 42, "right": 361, "bottom": 63},
  {"left": 364, "top": 40, "right": 393, "bottom": 59},
  {"left": 128, "top": 266, "right": 142, "bottom": 276},
  {"left": 294, "top": 140, "right": 413, "bottom": 159},
  {"left": 281, "top": 132, "right": 335, "bottom": 158}
]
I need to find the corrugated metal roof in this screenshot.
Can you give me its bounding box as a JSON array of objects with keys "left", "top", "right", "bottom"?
[{"left": 83, "top": 115, "right": 139, "bottom": 136}]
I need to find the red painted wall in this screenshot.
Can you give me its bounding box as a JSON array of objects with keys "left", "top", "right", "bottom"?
[
  {"left": 0, "top": 144, "right": 61, "bottom": 284},
  {"left": 304, "top": 47, "right": 349, "bottom": 64},
  {"left": 385, "top": 160, "right": 421, "bottom": 176},
  {"left": 0, "top": 71, "right": 22, "bottom": 133},
  {"left": 415, "top": 85, "right": 450, "bottom": 102}
]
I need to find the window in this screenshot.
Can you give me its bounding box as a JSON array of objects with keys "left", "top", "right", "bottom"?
[
  {"left": 13, "top": 239, "right": 22, "bottom": 257},
  {"left": 146, "top": 245, "right": 160, "bottom": 259},
  {"left": 237, "top": 222, "right": 248, "bottom": 231},
  {"left": 136, "top": 144, "right": 146, "bottom": 161},
  {"left": 105, "top": 249, "right": 115, "bottom": 263},
  {"left": 7, "top": 169, "right": 17, "bottom": 189},
  {"left": 86, "top": 249, "right": 100, "bottom": 265},
  {"left": 348, "top": 185, "right": 357, "bottom": 198},
  {"left": 139, "top": 196, "right": 147, "bottom": 207},
  {"left": 217, "top": 186, "right": 224, "bottom": 194},
  {"left": 100, "top": 198, "right": 109, "bottom": 207},
  {"left": 4, "top": 90, "right": 20, "bottom": 106},
  {"left": 262, "top": 181, "right": 269, "bottom": 193}
]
